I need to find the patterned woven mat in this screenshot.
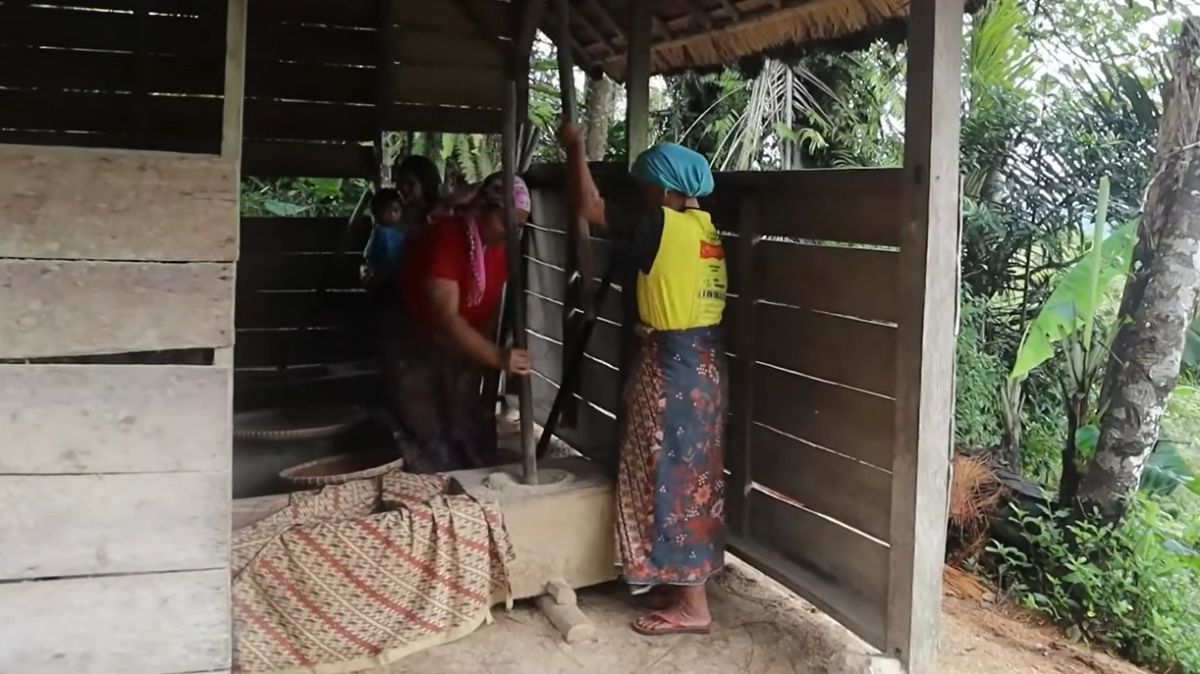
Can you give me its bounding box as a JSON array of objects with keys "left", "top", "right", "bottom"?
[{"left": 231, "top": 472, "right": 514, "bottom": 674}]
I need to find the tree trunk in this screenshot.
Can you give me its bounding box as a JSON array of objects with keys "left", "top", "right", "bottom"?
[
  {"left": 583, "top": 74, "right": 615, "bottom": 161},
  {"left": 1079, "top": 20, "right": 1200, "bottom": 518}
]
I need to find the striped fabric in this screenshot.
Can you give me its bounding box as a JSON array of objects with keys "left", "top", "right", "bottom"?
[{"left": 231, "top": 472, "right": 514, "bottom": 674}]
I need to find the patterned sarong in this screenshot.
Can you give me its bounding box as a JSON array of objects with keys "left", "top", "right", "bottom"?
[
  {"left": 616, "top": 325, "right": 728, "bottom": 587},
  {"left": 231, "top": 472, "right": 514, "bottom": 674}
]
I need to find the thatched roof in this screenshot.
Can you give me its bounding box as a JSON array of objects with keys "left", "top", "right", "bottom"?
[{"left": 546, "top": 0, "right": 912, "bottom": 78}]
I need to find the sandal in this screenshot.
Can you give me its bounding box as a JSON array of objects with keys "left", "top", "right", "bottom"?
[{"left": 631, "top": 612, "right": 712, "bottom": 636}]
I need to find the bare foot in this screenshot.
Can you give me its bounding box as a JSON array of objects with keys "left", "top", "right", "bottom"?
[{"left": 631, "top": 585, "right": 712, "bottom": 635}]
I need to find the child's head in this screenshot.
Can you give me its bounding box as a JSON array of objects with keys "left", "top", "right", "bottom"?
[
  {"left": 371, "top": 188, "right": 404, "bottom": 227},
  {"left": 392, "top": 155, "right": 442, "bottom": 213}
]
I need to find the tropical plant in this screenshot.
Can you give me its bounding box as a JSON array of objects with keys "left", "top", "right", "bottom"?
[
  {"left": 989, "top": 499, "right": 1200, "bottom": 673},
  {"left": 1008, "top": 179, "right": 1139, "bottom": 502}
]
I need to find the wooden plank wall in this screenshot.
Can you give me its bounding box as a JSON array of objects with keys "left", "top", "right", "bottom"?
[
  {"left": 0, "top": 145, "right": 236, "bottom": 674},
  {"left": 525, "top": 165, "right": 902, "bottom": 650},
  {"left": 234, "top": 215, "right": 380, "bottom": 410},
  {"left": 0, "top": 0, "right": 227, "bottom": 153},
  {"left": 241, "top": 0, "right": 511, "bottom": 178}
]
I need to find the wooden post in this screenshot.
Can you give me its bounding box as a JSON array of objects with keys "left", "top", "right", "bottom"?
[
  {"left": 504, "top": 82, "right": 538, "bottom": 485},
  {"left": 374, "top": 0, "right": 397, "bottom": 186},
  {"left": 220, "top": 0, "right": 248, "bottom": 163},
  {"left": 888, "top": 0, "right": 963, "bottom": 672},
  {"left": 730, "top": 196, "right": 758, "bottom": 536},
  {"left": 625, "top": 0, "right": 652, "bottom": 164}
]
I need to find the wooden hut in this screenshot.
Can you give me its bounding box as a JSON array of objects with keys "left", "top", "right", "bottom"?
[{"left": 0, "top": 1, "right": 962, "bottom": 672}]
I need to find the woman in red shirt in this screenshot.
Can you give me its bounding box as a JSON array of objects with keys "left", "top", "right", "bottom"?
[{"left": 386, "top": 176, "right": 531, "bottom": 473}]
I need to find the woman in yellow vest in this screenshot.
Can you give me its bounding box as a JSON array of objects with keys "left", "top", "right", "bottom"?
[{"left": 560, "top": 125, "right": 728, "bottom": 636}]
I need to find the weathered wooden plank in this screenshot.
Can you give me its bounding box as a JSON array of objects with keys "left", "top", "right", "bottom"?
[
  {"left": 530, "top": 188, "right": 570, "bottom": 233},
  {"left": 236, "top": 291, "right": 372, "bottom": 329},
  {"left": 531, "top": 373, "right": 617, "bottom": 464},
  {"left": 730, "top": 532, "right": 886, "bottom": 651},
  {"left": 756, "top": 241, "right": 899, "bottom": 324},
  {"left": 0, "top": 47, "right": 224, "bottom": 95},
  {"left": 744, "top": 302, "right": 898, "bottom": 397},
  {"left": 247, "top": 21, "right": 376, "bottom": 67},
  {"left": 721, "top": 169, "right": 903, "bottom": 246},
  {"left": 528, "top": 329, "right": 564, "bottom": 384},
  {"left": 236, "top": 253, "right": 361, "bottom": 291},
  {"left": 0, "top": 89, "right": 222, "bottom": 152},
  {"left": 0, "top": 364, "right": 230, "bottom": 473},
  {"left": 527, "top": 292, "right": 566, "bottom": 342},
  {"left": 29, "top": 0, "right": 217, "bottom": 13},
  {"left": 234, "top": 328, "right": 374, "bottom": 368},
  {"left": 0, "top": 260, "right": 234, "bottom": 359},
  {"left": 887, "top": 0, "right": 963, "bottom": 670},
  {"left": 0, "top": 146, "right": 237, "bottom": 261},
  {"left": 394, "top": 0, "right": 514, "bottom": 37},
  {"left": 750, "top": 424, "right": 892, "bottom": 541},
  {"left": 753, "top": 365, "right": 893, "bottom": 470},
  {"left": 0, "top": 4, "right": 224, "bottom": 58},
  {"left": 526, "top": 225, "right": 570, "bottom": 268},
  {"left": 391, "top": 30, "right": 506, "bottom": 68},
  {"left": 242, "top": 140, "right": 376, "bottom": 178},
  {"left": 240, "top": 217, "right": 364, "bottom": 253},
  {"left": 744, "top": 489, "right": 888, "bottom": 646},
  {"left": 247, "top": 0, "right": 376, "bottom": 27},
  {"left": 245, "top": 99, "right": 503, "bottom": 140},
  {"left": 0, "top": 569, "right": 231, "bottom": 674},
  {"left": 246, "top": 60, "right": 377, "bottom": 104},
  {"left": 389, "top": 65, "right": 507, "bottom": 108},
  {"left": 0, "top": 472, "right": 229, "bottom": 579}
]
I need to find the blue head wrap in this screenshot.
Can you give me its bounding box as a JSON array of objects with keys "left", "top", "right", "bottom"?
[{"left": 630, "top": 143, "right": 714, "bottom": 198}]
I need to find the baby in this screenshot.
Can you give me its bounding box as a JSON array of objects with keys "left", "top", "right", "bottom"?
[{"left": 360, "top": 188, "right": 406, "bottom": 289}]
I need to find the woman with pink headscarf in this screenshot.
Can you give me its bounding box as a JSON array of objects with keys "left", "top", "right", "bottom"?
[{"left": 388, "top": 173, "right": 532, "bottom": 473}]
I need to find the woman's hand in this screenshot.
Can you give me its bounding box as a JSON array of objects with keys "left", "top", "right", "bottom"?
[
  {"left": 558, "top": 123, "right": 584, "bottom": 151},
  {"left": 499, "top": 347, "right": 532, "bottom": 375}
]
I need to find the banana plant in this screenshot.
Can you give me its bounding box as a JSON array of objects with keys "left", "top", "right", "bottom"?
[{"left": 1008, "top": 178, "right": 1139, "bottom": 502}]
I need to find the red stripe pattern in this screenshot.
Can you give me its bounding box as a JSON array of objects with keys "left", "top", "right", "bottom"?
[{"left": 231, "top": 472, "right": 514, "bottom": 672}]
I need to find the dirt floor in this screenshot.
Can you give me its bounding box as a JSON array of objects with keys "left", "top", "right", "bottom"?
[{"left": 385, "top": 560, "right": 1148, "bottom": 674}]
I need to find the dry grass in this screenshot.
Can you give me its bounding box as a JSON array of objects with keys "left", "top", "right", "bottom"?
[
  {"left": 943, "top": 564, "right": 992, "bottom": 601},
  {"left": 592, "top": 0, "right": 909, "bottom": 77},
  {"left": 947, "top": 454, "right": 1006, "bottom": 563}
]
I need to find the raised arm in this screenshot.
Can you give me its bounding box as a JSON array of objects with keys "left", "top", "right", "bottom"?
[{"left": 559, "top": 124, "right": 607, "bottom": 227}]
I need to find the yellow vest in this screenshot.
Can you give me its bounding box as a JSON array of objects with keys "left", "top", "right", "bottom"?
[{"left": 636, "top": 208, "right": 727, "bottom": 331}]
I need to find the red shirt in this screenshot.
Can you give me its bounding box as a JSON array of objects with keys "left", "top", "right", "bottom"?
[{"left": 400, "top": 216, "right": 508, "bottom": 329}]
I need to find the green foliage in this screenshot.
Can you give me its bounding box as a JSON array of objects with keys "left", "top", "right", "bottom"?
[
  {"left": 240, "top": 177, "right": 365, "bottom": 217},
  {"left": 1009, "top": 218, "right": 1137, "bottom": 381},
  {"left": 989, "top": 499, "right": 1200, "bottom": 673},
  {"left": 955, "top": 292, "right": 1008, "bottom": 450}
]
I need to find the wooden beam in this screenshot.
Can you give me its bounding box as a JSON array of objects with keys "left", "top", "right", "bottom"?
[
  {"left": 375, "top": 0, "right": 397, "bottom": 184},
  {"left": 584, "top": 0, "right": 626, "bottom": 46},
  {"left": 887, "top": 0, "right": 964, "bottom": 671},
  {"left": 715, "top": 0, "right": 741, "bottom": 21},
  {"left": 220, "top": 0, "right": 247, "bottom": 161},
  {"left": 679, "top": 0, "right": 714, "bottom": 29},
  {"left": 625, "top": 0, "right": 652, "bottom": 163}
]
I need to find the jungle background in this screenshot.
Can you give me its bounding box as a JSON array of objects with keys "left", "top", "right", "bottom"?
[{"left": 243, "top": 2, "right": 1200, "bottom": 671}]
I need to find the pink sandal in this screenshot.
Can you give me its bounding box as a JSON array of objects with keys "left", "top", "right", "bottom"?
[{"left": 631, "top": 612, "right": 712, "bottom": 636}]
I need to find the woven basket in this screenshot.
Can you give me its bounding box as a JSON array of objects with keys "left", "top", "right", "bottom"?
[
  {"left": 279, "top": 453, "right": 404, "bottom": 488},
  {"left": 234, "top": 406, "right": 368, "bottom": 441}
]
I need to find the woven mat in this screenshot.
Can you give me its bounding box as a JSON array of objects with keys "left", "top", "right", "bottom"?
[{"left": 231, "top": 472, "right": 514, "bottom": 674}]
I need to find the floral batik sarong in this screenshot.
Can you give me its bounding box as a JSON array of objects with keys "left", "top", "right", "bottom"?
[{"left": 616, "top": 325, "right": 728, "bottom": 587}]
